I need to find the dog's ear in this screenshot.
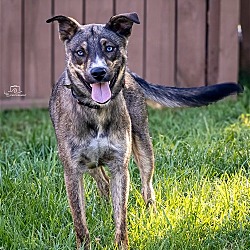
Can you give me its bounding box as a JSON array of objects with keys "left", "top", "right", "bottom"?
[
  {"left": 46, "top": 15, "right": 80, "bottom": 42},
  {"left": 105, "top": 12, "right": 140, "bottom": 37}
]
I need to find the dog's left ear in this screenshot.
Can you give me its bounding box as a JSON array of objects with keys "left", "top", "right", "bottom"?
[
  {"left": 105, "top": 12, "right": 140, "bottom": 37},
  {"left": 46, "top": 15, "right": 81, "bottom": 42}
]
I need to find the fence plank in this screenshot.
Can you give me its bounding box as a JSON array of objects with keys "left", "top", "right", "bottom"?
[
  {"left": 176, "top": 0, "right": 206, "bottom": 87},
  {"left": 240, "top": 0, "right": 250, "bottom": 74},
  {"left": 217, "top": 0, "right": 239, "bottom": 83},
  {"left": 85, "top": 0, "right": 113, "bottom": 24},
  {"left": 24, "top": 0, "right": 52, "bottom": 102},
  {"left": 145, "top": 0, "right": 175, "bottom": 86},
  {"left": 0, "top": 98, "right": 49, "bottom": 110},
  {"left": 115, "top": 0, "right": 144, "bottom": 77},
  {"left": 0, "top": 0, "right": 22, "bottom": 103},
  {"left": 207, "top": 0, "right": 220, "bottom": 85},
  {"left": 53, "top": 0, "right": 83, "bottom": 83}
]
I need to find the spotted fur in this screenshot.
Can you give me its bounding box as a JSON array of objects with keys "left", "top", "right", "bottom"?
[{"left": 47, "top": 12, "right": 242, "bottom": 250}]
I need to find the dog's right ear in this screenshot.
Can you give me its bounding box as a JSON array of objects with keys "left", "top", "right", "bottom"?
[{"left": 46, "top": 15, "right": 80, "bottom": 42}]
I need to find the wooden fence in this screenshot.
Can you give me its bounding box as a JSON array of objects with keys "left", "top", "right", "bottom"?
[
  {"left": 240, "top": 0, "right": 250, "bottom": 74},
  {"left": 0, "top": 0, "right": 244, "bottom": 110}
]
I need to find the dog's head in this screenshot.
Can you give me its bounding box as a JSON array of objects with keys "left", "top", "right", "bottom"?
[{"left": 47, "top": 13, "right": 140, "bottom": 107}]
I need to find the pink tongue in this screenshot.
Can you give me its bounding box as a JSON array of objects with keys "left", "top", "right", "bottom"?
[{"left": 91, "top": 82, "right": 111, "bottom": 104}]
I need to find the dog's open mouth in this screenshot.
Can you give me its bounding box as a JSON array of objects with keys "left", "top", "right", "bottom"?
[
  {"left": 90, "top": 69, "right": 119, "bottom": 104},
  {"left": 90, "top": 82, "right": 111, "bottom": 104},
  {"left": 75, "top": 69, "right": 119, "bottom": 104}
]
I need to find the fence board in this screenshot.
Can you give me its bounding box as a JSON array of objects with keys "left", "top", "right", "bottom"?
[
  {"left": 0, "top": 98, "right": 50, "bottom": 110},
  {"left": 240, "top": 0, "right": 250, "bottom": 74},
  {"left": 53, "top": 0, "right": 83, "bottom": 83},
  {"left": 217, "top": 0, "right": 239, "bottom": 83},
  {"left": 24, "top": 0, "right": 52, "bottom": 101},
  {"left": 207, "top": 0, "right": 220, "bottom": 85},
  {"left": 85, "top": 0, "right": 113, "bottom": 24},
  {"left": 176, "top": 0, "right": 206, "bottom": 87},
  {"left": 115, "top": 0, "right": 145, "bottom": 77},
  {"left": 0, "top": 0, "right": 22, "bottom": 103},
  {"left": 145, "top": 0, "right": 175, "bottom": 86}
]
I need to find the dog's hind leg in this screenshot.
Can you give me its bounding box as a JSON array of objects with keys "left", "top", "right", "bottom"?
[
  {"left": 124, "top": 82, "right": 156, "bottom": 208},
  {"left": 64, "top": 170, "right": 90, "bottom": 249},
  {"left": 132, "top": 133, "right": 156, "bottom": 207},
  {"left": 88, "top": 167, "right": 110, "bottom": 200}
]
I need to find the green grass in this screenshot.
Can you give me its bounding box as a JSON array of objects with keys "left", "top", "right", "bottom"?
[{"left": 1, "top": 85, "right": 250, "bottom": 249}]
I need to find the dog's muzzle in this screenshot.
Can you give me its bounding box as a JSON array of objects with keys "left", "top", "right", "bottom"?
[
  {"left": 90, "top": 67, "right": 107, "bottom": 82},
  {"left": 75, "top": 68, "right": 119, "bottom": 104}
]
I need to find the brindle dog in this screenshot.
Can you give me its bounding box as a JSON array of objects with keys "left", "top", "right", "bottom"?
[{"left": 46, "top": 12, "right": 242, "bottom": 249}]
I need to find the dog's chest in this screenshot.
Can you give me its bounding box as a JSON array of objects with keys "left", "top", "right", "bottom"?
[
  {"left": 78, "top": 117, "right": 120, "bottom": 168},
  {"left": 88, "top": 131, "right": 110, "bottom": 154},
  {"left": 73, "top": 105, "right": 131, "bottom": 169}
]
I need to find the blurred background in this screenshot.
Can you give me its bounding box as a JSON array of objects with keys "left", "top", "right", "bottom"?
[{"left": 0, "top": 0, "right": 249, "bottom": 110}]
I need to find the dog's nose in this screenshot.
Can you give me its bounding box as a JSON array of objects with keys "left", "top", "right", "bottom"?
[{"left": 90, "top": 67, "right": 107, "bottom": 81}]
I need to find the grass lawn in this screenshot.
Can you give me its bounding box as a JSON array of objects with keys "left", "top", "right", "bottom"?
[{"left": 1, "top": 84, "right": 249, "bottom": 249}]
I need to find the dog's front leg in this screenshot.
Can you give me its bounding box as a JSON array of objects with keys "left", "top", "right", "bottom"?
[
  {"left": 64, "top": 170, "right": 90, "bottom": 249},
  {"left": 110, "top": 163, "right": 130, "bottom": 249}
]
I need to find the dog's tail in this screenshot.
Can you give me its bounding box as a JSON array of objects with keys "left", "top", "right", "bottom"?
[{"left": 130, "top": 72, "right": 243, "bottom": 108}]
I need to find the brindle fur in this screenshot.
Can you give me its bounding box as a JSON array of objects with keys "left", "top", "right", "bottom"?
[{"left": 46, "top": 12, "right": 242, "bottom": 249}]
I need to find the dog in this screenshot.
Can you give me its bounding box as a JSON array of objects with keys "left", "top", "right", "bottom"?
[{"left": 46, "top": 12, "right": 242, "bottom": 249}]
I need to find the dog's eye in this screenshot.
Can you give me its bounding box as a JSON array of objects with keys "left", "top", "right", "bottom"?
[
  {"left": 76, "top": 50, "right": 85, "bottom": 56},
  {"left": 105, "top": 46, "right": 114, "bottom": 52}
]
